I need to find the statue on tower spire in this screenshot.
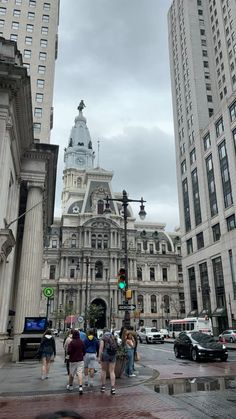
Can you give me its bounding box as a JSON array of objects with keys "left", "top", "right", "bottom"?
[{"left": 78, "top": 100, "right": 86, "bottom": 112}]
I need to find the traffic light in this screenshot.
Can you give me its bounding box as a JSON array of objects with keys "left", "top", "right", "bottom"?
[
  {"left": 125, "top": 289, "right": 132, "bottom": 300},
  {"left": 118, "top": 268, "right": 126, "bottom": 290}
]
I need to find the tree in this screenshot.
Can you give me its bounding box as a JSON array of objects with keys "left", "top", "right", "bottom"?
[{"left": 88, "top": 304, "right": 104, "bottom": 328}]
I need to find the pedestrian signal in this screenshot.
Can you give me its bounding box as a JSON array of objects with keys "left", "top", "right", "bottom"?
[{"left": 118, "top": 268, "right": 126, "bottom": 290}]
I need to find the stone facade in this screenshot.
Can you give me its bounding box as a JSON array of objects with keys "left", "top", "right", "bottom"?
[
  {"left": 41, "top": 106, "right": 184, "bottom": 331},
  {"left": 0, "top": 39, "right": 58, "bottom": 360}
]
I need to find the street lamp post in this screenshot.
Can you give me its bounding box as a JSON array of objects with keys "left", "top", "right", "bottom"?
[
  {"left": 84, "top": 256, "right": 90, "bottom": 332},
  {"left": 65, "top": 287, "right": 78, "bottom": 328},
  {"left": 105, "top": 190, "right": 146, "bottom": 328}
]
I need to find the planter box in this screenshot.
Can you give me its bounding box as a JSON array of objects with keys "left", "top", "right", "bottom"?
[{"left": 106, "top": 357, "right": 126, "bottom": 378}]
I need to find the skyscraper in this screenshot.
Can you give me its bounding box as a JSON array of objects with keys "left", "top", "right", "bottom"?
[
  {"left": 168, "top": 0, "right": 236, "bottom": 334},
  {"left": 0, "top": 0, "right": 59, "bottom": 143}
]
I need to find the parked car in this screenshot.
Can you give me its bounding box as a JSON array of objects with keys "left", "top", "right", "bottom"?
[
  {"left": 137, "top": 327, "right": 164, "bottom": 344},
  {"left": 159, "top": 328, "right": 170, "bottom": 338},
  {"left": 219, "top": 329, "right": 236, "bottom": 343},
  {"left": 174, "top": 331, "right": 228, "bottom": 362}
]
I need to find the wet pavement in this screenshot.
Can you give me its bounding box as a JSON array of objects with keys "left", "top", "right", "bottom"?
[{"left": 0, "top": 338, "right": 236, "bottom": 418}]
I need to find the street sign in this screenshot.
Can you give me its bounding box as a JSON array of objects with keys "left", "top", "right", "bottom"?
[
  {"left": 77, "top": 316, "right": 84, "bottom": 323},
  {"left": 43, "top": 287, "right": 54, "bottom": 298},
  {"left": 118, "top": 304, "right": 136, "bottom": 311}
]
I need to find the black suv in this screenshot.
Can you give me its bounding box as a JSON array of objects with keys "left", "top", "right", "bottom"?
[{"left": 174, "top": 332, "right": 228, "bottom": 362}]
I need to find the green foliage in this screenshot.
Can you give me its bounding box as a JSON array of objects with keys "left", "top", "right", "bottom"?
[{"left": 88, "top": 304, "right": 104, "bottom": 327}]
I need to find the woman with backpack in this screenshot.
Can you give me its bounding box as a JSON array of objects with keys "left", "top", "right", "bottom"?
[
  {"left": 37, "top": 329, "right": 56, "bottom": 380},
  {"left": 98, "top": 329, "right": 118, "bottom": 395}
]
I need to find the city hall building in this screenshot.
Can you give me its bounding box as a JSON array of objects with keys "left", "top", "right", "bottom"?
[{"left": 41, "top": 104, "right": 184, "bottom": 331}]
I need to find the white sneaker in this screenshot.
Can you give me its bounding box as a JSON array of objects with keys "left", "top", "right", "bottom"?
[
  {"left": 66, "top": 384, "right": 73, "bottom": 391},
  {"left": 129, "top": 373, "right": 136, "bottom": 377}
]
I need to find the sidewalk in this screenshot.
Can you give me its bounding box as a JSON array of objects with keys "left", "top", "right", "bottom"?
[{"left": 0, "top": 338, "right": 236, "bottom": 419}]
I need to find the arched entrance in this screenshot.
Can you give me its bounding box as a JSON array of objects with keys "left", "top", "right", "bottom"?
[{"left": 90, "top": 298, "right": 107, "bottom": 329}]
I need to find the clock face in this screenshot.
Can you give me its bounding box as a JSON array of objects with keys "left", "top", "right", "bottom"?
[
  {"left": 76, "top": 156, "right": 85, "bottom": 165},
  {"left": 72, "top": 206, "right": 79, "bottom": 214}
]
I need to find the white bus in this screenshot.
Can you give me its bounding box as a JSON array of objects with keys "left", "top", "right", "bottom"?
[{"left": 169, "top": 317, "right": 213, "bottom": 338}]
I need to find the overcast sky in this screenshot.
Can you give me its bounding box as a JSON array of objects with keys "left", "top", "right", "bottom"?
[{"left": 51, "top": 0, "right": 179, "bottom": 231}]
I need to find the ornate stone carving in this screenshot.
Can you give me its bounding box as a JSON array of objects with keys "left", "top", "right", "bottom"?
[{"left": 0, "top": 229, "right": 16, "bottom": 263}]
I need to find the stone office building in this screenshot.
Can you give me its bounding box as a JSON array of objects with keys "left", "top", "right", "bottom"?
[{"left": 41, "top": 104, "right": 184, "bottom": 331}]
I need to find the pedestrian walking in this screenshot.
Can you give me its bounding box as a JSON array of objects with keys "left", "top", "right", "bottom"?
[
  {"left": 63, "top": 329, "right": 73, "bottom": 375},
  {"left": 125, "top": 332, "right": 135, "bottom": 377},
  {"left": 98, "top": 329, "right": 118, "bottom": 395},
  {"left": 67, "top": 330, "right": 86, "bottom": 393},
  {"left": 83, "top": 329, "right": 99, "bottom": 387},
  {"left": 37, "top": 329, "right": 56, "bottom": 380}
]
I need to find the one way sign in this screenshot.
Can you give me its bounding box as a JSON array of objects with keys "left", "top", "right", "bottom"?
[{"left": 118, "top": 304, "right": 136, "bottom": 311}]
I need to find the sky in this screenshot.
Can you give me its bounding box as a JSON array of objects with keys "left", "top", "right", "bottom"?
[{"left": 51, "top": 0, "right": 179, "bottom": 231}]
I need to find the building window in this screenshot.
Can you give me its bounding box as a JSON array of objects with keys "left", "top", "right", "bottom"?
[
  {"left": 37, "top": 78, "right": 45, "bottom": 88},
  {"left": 191, "top": 168, "right": 202, "bottom": 226},
  {"left": 28, "top": 11, "right": 35, "bottom": 19},
  {"left": 229, "top": 250, "right": 236, "bottom": 299},
  {"left": 196, "top": 232, "right": 204, "bottom": 249},
  {"left": 188, "top": 266, "right": 197, "bottom": 310},
  {"left": 41, "top": 26, "right": 48, "bottom": 35},
  {"left": 206, "top": 154, "right": 218, "bottom": 217},
  {"left": 187, "top": 238, "right": 193, "bottom": 255},
  {"left": 137, "top": 295, "right": 144, "bottom": 313},
  {"left": 0, "top": 8, "right": 6, "bottom": 16},
  {"left": 25, "top": 36, "right": 32, "bottom": 45},
  {"left": 151, "top": 295, "right": 157, "bottom": 313},
  {"left": 150, "top": 267, "right": 155, "bottom": 281},
  {"left": 26, "top": 24, "right": 34, "bottom": 32},
  {"left": 162, "top": 244, "right": 166, "bottom": 254},
  {"left": 71, "top": 239, "right": 76, "bottom": 248},
  {"left": 33, "top": 122, "right": 41, "bottom": 133},
  {"left": 40, "top": 38, "right": 48, "bottom": 48},
  {"left": 39, "top": 51, "right": 47, "bottom": 60},
  {"left": 97, "top": 200, "right": 104, "bottom": 214},
  {"left": 212, "top": 256, "right": 226, "bottom": 308},
  {"left": 137, "top": 266, "right": 142, "bottom": 281},
  {"left": 181, "top": 160, "right": 187, "bottom": 175},
  {"left": 215, "top": 117, "right": 224, "bottom": 137},
  {"left": 229, "top": 100, "right": 236, "bottom": 122},
  {"left": 34, "top": 107, "right": 42, "bottom": 118},
  {"left": 0, "top": 19, "right": 4, "bottom": 28},
  {"left": 226, "top": 214, "right": 236, "bottom": 231},
  {"left": 13, "top": 9, "right": 21, "bottom": 17},
  {"left": 52, "top": 239, "right": 57, "bottom": 248},
  {"left": 149, "top": 243, "right": 154, "bottom": 254},
  {"left": 12, "top": 21, "right": 19, "bottom": 30},
  {"left": 15, "top": 0, "right": 22, "bottom": 4},
  {"left": 44, "top": 3, "right": 51, "bottom": 11},
  {"left": 190, "top": 148, "right": 196, "bottom": 164},
  {"left": 38, "top": 65, "right": 46, "bottom": 74},
  {"left": 23, "top": 62, "right": 30, "bottom": 73},
  {"left": 199, "top": 262, "right": 211, "bottom": 312},
  {"left": 212, "top": 223, "right": 221, "bottom": 241},
  {"left": 10, "top": 34, "right": 18, "bottom": 41},
  {"left": 182, "top": 178, "right": 191, "bottom": 232},
  {"left": 218, "top": 140, "right": 233, "bottom": 208},
  {"left": 203, "top": 132, "right": 211, "bottom": 151},
  {"left": 137, "top": 242, "right": 141, "bottom": 252},
  {"left": 36, "top": 93, "right": 43, "bottom": 102},
  {"left": 49, "top": 265, "right": 56, "bottom": 280},
  {"left": 42, "top": 14, "right": 49, "bottom": 22},
  {"left": 162, "top": 267, "right": 168, "bottom": 282},
  {"left": 95, "top": 261, "right": 103, "bottom": 280},
  {"left": 70, "top": 269, "right": 75, "bottom": 279},
  {"left": 29, "top": 0, "right": 36, "bottom": 6},
  {"left": 24, "top": 49, "right": 31, "bottom": 59}
]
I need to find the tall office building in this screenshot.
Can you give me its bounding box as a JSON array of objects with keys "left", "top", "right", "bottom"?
[
  {"left": 0, "top": 0, "right": 59, "bottom": 143},
  {"left": 168, "top": 0, "right": 236, "bottom": 334}
]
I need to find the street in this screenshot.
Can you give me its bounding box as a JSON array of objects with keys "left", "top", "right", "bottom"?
[{"left": 1, "top": 338, "right": 236, "bottom": 418}]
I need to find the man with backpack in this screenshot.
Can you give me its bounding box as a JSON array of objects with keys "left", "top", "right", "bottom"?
[{"left": 98, "top": 329, "right": 118, "bottom": 395}]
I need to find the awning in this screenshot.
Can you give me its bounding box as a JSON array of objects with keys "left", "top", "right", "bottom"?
[
  {"left": 198, "top": 309, "right": 211, "bottom": 317},
  {"left": 65, "top": 315, "right": 77, "bottom": 324},
  {"left": 212, "top": 307, "right": 227, "bottom": 317},
  {"left": 187, "top": 310, "right": 198, "bottom": 317}
]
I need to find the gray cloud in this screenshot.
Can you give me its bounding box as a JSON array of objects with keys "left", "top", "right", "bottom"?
[{"left": 52, "top": 0, "right": 179, "bottom": 230}]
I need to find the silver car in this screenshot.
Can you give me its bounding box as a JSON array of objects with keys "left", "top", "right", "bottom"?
[{"left": 219, "top": 329, "right": 236, "bottom": 343}]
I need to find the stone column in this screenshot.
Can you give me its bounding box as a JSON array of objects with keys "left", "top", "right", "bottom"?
[{"left": 14, "top": 182, "right": 44, "bottom": 335}]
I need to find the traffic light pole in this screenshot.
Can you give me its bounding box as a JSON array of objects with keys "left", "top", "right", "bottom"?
[{"left": 105, "top": 190, "right": 146, "bottom": 329}]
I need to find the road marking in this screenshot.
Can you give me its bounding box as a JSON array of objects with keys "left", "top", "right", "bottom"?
[{"left": 139, "top": 345, "right": 173, "bottom": 353}]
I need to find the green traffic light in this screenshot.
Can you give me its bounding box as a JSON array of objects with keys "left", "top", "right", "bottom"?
[{"left": 119, "top": 281, "right": 126, "bottom": 290}]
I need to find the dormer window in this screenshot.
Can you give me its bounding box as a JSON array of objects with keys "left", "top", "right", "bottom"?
[{"left": 97, "top": 200, "right": 104, "bottom": 214}]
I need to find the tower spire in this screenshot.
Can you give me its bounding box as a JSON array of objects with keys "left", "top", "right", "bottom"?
[{"left": 97, "top": 140, "right": 100, "bottom": 167}]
